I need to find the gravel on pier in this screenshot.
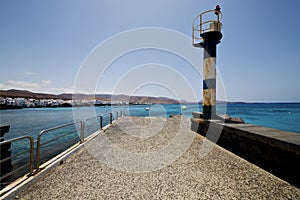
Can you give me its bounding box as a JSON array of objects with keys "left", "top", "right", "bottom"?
[{"left": 17, "top": 116, "right": 300, "bottom": 199}]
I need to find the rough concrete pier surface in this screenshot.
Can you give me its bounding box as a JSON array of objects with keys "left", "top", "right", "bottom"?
[{"left": 16, "top": 116, "right": 299, "bottom": 199}]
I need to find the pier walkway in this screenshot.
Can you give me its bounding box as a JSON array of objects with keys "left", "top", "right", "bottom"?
[{"left": 15, "top": 116, "right": 300, "bottom": 199}]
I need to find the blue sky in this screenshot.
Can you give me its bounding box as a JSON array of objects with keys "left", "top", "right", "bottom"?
[{"left": 1, "top": 0, "right": 300, "bottom": 102}]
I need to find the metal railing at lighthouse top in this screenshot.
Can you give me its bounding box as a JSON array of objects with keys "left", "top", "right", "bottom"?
[{"left": 192, "top": 9, "right": 222, "bottom": 46}]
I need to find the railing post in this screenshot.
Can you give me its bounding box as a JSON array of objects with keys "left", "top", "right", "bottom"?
[
  {"left": 29, "top": 137, "right": 34, "bottom": 175},
  {"left": 0, "top": 136, "right": 35, "bottom": 183},
  {"left": 100, "top": 116, "right": 103, "bottom": 130},
  {"left": 80, "top": 121, "right": 84, "bottom": 143},
  {"left": 36, "top": 133, "right": 42, "bottom": 170},
  {"left": 116, "top": 111, "right": 118, "bottom": 120},
  {"left": 200, "top": 15, "right": 202, "bottom": 33},
  {"left": 110, "top": 113, "right": 113, "bottom": 124}
]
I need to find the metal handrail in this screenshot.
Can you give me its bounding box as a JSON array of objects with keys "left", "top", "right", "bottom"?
[
  {"left": 84, "top": 110, "right": 122, "bottom": 134},
  {"left": 35, "top": 121, "right": 83, "bottom": 169},
  {"left": 192, "top": 9, "right": 222, "bottom": 45},
  {"left": 83, "top": 115, "right": 102, "bottom": 138},
  {"left": 39, "top": 130, "right": 77, "bottom": 147},
  {"left": 110, "top": 113, "right": 113, "bottom": 124},
  {"left": 35, "top": 111, "right": 122, "bottom": 170},
  {"left": 0, "top": 135, "right": 34, "bottom": 181},
  {"left": 100, "top": 116, "right": 103, "bottom": 129},
  {"left": 1, "top": 110, "right": 124, "bottom": 186}
]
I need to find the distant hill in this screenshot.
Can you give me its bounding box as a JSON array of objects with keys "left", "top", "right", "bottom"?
[
  {"left": 0, "top": 89, "right": 180, "bottom": 104},
  {"left": 0, "top": 89, "right": 67, "bottom": 100}
]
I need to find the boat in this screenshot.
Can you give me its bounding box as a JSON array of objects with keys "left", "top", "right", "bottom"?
[
  {"left": 181, "top": 105, "right": 187, "bottom": 110},
  {"left": 145, "top": 102, "right": 151, "bottom": 111}
]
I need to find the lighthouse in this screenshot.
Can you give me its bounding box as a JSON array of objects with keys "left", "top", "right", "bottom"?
[{"left": 192, "top": 5, "right": 223, "bottom": 120}]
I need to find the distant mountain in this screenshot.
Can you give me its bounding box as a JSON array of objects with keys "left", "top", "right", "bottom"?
[
  {"left": 0, "top": 89, "right": 66, "bottom": 100},
  {"left": 0, "top": 89, "right": 180, "bottom": 104}
]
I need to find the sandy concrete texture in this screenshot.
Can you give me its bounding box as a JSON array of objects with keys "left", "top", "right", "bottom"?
[{"left": 16, "top": 116, "right": 300, "bottom": 199}]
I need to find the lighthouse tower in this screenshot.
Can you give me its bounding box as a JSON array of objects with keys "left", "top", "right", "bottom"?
[{"left": 192, "top": 5, "right": 223, "bottom": 120}]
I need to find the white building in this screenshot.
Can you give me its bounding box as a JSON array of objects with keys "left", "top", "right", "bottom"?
[
  {"left": 26, "top": 99, "right": 38, "bottom": 107},
  {"left": 39, "top": 99, "right": 51, "bottom": 107},
  {"left": 14, "top": 98, "right": 27, "bottom": 107},
  {"left": 0, "top": 97, "right": 6, "bottom": 104},
  {"left": 6, "top": 98, "right": 13, "bottom": 106}
]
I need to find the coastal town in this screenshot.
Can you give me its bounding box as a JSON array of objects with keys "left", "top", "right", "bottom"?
[
  {"left": 0, "top": 89, "right": 182, "bottom": 110},
  {"left": 0, "top": 96, "right": 129, "bottom": 109}
]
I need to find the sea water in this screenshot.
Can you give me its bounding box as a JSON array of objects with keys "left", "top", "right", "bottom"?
[
  {"left": 1, "top": 103, "right": 300, "bottom": 141},
  {"left": 0, "top": 103, "right": 299, "bottom": 181},
  {"left": 224, "top": 103, "right": 300, "bottom": 134}
]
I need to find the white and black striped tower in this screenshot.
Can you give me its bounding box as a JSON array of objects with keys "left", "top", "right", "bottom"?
[{"left": 192, "top": 5, "right": 223, "bottom": 119}]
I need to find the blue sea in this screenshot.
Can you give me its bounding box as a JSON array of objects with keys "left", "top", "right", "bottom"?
[
  {"left": 1, "top": 103, "right": 300, "bottom": 140},
  {"left": 0, "top": 103, "right": 299, "bottom": 180}
]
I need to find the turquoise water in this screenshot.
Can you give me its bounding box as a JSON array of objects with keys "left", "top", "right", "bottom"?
[
  {"left": 1, "top": 103, "right": 300, "bottom": 141},
  {"left": 0, "top": 103, "right": 299, "bottom": 180},
  {"left": 224, "top": 103, "right": 300, "bottom": 134}
]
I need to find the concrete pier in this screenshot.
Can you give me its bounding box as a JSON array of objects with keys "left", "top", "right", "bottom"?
[
  {"left": 12, "top": 116, "right": 300, "bottom": 199},
  {"left": 191, "top": 111, "right": 300, "bottom": 188}
]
